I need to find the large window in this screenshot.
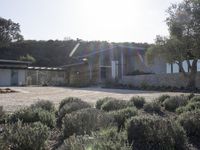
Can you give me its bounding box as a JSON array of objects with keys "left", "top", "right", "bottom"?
[{"left": 166, "top": 60, "right": 200, "bottom": 74}]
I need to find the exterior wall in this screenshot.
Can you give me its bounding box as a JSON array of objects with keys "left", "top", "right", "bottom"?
[
  {"left": 122, "top": 73, "right": 200, "bottom": 88},
  {"left": 147, "top": 56, "right": 166, "bottom": 74},
  {"left": 0, "top": 69, "right": 11, "bottom": 86},
  {"left": 18, "top": 70, "right": 26, "bottom": 85},
  {"left": 69, "top": 63, "right": 100, "bottom": 86},
  {"left": 27, "top": 70, "right": 67, "bottom": 86},
  {"left": 124, "top": 52, "right": 166, "bottom": 75}
]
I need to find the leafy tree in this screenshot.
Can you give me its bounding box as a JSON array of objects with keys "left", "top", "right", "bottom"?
[
  {"left": 0, "top": 17, "right": 23, "bottom": 46},
  {"left": 19, "top": 54, "right": 36, "bottom": 63},
  {"left": 147, "top": 0, "right": 200, "bottom": 89}
]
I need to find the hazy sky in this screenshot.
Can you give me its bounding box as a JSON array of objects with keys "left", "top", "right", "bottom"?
[{"left": 0, "top": 0, "right": 182, "bottom": 43}]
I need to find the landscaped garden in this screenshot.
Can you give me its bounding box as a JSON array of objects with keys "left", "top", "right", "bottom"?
[{"left": 0, "top": 93, "right": 200, "bottom": 150}]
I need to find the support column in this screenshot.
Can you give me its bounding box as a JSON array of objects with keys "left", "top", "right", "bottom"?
[{"left": 121, "top": 49, "right": 124, "bottom": 80}]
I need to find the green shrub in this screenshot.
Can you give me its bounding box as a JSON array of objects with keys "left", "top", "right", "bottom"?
[
  {"left": 96, "top": 97, "right": 114, "bottom": 109},
  {"left": 101, "top": 99, "right": 129, "bottom": 111},
  {"left": 110, "top": 107, "right": 138, "bottom": 131},
  {"left": 176, "top": 101, "right": 200, "bottom": 114},
  {"left": 30, "top": 100, "right": 55, "bottom": 112},
  {"left": 10, "top": 108, "right": 56, "bottom": 128},
  {"left": 156, "top": 94, "right": 170, "bottom": 103},
  {"left": 62, "top": 108, "right": 113, "bottom": 139},
  {"left": 188, "top": 93, "right": 195, "bottom": 100},
  {"left": 178, "top": 110, "right": 200, "bottom": 140},
  {"left": 2, "top": 121, "right": 49, "bottom": 150},
  {"left": 127, "top": 116, "right": 188, "bottom": 150},
  {"left": 190, "top": 96, "right": 200, "bottom": 103},
  {"left": 59, "top": 128, "right": 131, "bottom": 150},
  {"left": 129, "top": 96, "right": 145, "bottom": 109},
  {"left": 59, "top": 97, "right": 85, "bottom": 110},
  {"left": 58, "top": 98, "right": 91, "bottom": 125},
  {"left": 163, "top": 95, "right": 189, "bottom": 112},
  {"left": 0, "top": 106, "right": 5, "bottom": 123},
  {"left": 143, "top": 101, "right": 162, "bottom": 114}
]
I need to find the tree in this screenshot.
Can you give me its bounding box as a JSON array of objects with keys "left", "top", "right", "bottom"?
[
  {"left": 147, "top": 0, "right": 200, "bottom": 89},
  {"left": 19, "top": 54, "right": 36, "bottom": 63},
  {"left": 0, "top": 17, "right": 23, "bottom": 46}
]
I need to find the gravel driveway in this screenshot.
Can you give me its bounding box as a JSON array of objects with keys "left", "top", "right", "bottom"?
[{"left": 0, "top": 86, "right": 192, "bottom": 112}]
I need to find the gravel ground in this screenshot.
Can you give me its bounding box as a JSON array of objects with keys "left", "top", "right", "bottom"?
[{"left": 0, "top": 86, "right": 193, "bottom": 112}]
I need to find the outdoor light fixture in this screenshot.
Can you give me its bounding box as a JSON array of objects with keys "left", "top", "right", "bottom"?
[{"left": 82, "top": 58, "right": 88, "bottom": 62}]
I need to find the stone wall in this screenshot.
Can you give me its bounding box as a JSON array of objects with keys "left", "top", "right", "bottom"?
[
  {"left": 122, "top": 73, "right": 200, "bottom": 88},
  {"left": 27, "top": 70, "right": 68, "bottom": 86}
]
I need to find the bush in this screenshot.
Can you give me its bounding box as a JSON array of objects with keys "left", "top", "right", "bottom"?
[
  {"left": 127, "top": 116, "right": 188, "bottom": 150},
  {"left": 58, "top": 98, "right": 91, "bottom": 125},
  {"left": 110, "top": 107, "right": 138, "bottom": 131},
  {"left": 163, "top": 95, "right": 189, "bottom": 112},
  {"left": 59, "top": 128, "right": 131, "bottom": 150},
  {"left": 188, "top": 93, "right": 195, "bottom": 100},
  {"left": 101, "top": 99, "right": 129, "bottom": 112},
  {"left": 10, "top": 108, "right": 56, "bottom": 128},
  {"left": 156, "top": 94, "right": 170, "bottom": 103},
  {"left": 143, "top": 101, "right": 162, "bottom": 114},
  {"left": 176, "top": 101, "right": 200, "bottom": 114},
  {"left": 129, "top": 96, "right": 145, "bottom": 109},
  {"left": 190, "top": 96, "right": 200, "bottom": 103},
  {"left": 178, "top": 110, "right": 200, "bottom": 140},
  {"left": 96, "top": 97, "right": 114, "bottom": 109},
  {"left": 62, "top": 108, "right": 113, "bottom": 139},
  {"left": 30, "top": 100, "right": 55, "bottom": 112},
  {"left": 2, "top": 121, "right": 49, "bottom": 150},
  {"left": 59, "top": 97, "right": 86, "bottom": 110},
  {"left": 0, "top": 106, "right": 5, "bottom": 123}
]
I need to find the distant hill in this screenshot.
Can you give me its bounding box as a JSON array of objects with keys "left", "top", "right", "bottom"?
[{"left": 0, "top": 40, "right": 150, "bottom": 67}]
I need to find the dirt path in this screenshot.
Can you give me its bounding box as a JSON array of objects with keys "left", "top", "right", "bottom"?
[{"left": 0, "top": 86, "right": 193, "bottom": 112}]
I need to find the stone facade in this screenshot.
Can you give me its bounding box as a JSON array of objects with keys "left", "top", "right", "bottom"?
[{"left": 122, "top": 73, "right": 200, "bottom": 88}]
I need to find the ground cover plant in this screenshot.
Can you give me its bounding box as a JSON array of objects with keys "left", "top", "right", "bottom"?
[{"left": 0, "top": 94, "right": 200, "bottom": 149}]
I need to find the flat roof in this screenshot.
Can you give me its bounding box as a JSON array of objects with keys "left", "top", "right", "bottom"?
[{"left": 0, "top": 59, "right": 31, "bottom": 65}]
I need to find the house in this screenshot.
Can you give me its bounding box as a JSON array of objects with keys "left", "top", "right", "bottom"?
[
  {"left": 0, "top": 59, "right": 68, "bottom": 86},
  {"left": 0, "top": 59, "right": 30, "bottom": 86},
  {"left": 65, "top": 44, "right": 166, "bottom": 86}
]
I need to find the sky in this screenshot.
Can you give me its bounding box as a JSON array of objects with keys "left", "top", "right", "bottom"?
[{"left": 0, "top": 0, "right": 182, "bottom": 43}]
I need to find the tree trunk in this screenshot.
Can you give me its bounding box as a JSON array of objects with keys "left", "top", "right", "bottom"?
[{"left": 187, "top": 59, "right": 198, "bottom": 90}]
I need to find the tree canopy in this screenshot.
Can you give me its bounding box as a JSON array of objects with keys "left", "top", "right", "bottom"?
[
  {"left": 147, "top": 0, "right": 200, "bottom": 88},
  {"left": 0, "top": 17, "right": 23, "bottom": 46}
]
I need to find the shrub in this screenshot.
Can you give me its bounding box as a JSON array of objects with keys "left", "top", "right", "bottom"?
[
  {"left": 110, "top": 107, "right": 138, "bottom": 131},
  {"left": 30, "top": 100, "right": 55, "bottom": 112},
  {"left": 143, "top": 101, "right": 162, "bottom": 114},
  {"left": 190, "top": 96, "right": 200, "bottom": 103},
  {"left": 163, "top": 95, "right": 189, "bottom": 112},
  {"left": 176, "top": 101, "right": 200, "bottom": 114},
  {"left": 0, "top": 106, "right": 5, "bottom": 123},
  {"left": 10, "top": 108, "right": 56, "bottom": 128},
  {"left": 59, "top": 128, "right": 131, "bottom": 150},
  {"left": 178, "top": 110, "right": 200, "bottom": 140},
  {"left": 156, "top": 94, "right": 170, "bottom": 103},
  {"left": 3, "top": 121, "right": 49, "bottom": 150},
  {"left": 59, "top": 97, "right": 85, "bottom": 110},
  {"left": 129, "top": 96, "right": 145, "bottom": 109},
  {"left": 101, "top": 99, "right": 129, "bottom": 112},
  {"left": 96, "top": 97, "right": 114, "bottom": 109},
  {"left": 127, "top": 116, "right": 188, "bottom": 150},
  {"left": 62, "top": 108, "right": 113, "bottom": 139},
  {"left": 188, "top": 93, "right": 195, "bottom": 100},
  {"left": 58, "top": 98, "right": 91, "bottom": 125}
]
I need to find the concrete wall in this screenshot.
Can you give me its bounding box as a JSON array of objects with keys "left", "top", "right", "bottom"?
[
  {"left": 18, "top": 70, "right": 26, "bottom": 85},
  {"left": 0, "top": 69, "right": 11, "bottom": 86},
  {"left": 0, "top": 69, "right": 26, "bottom": 86},
  {"left": 122, "top": 73, "right": 200, "bottom": 88}
]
